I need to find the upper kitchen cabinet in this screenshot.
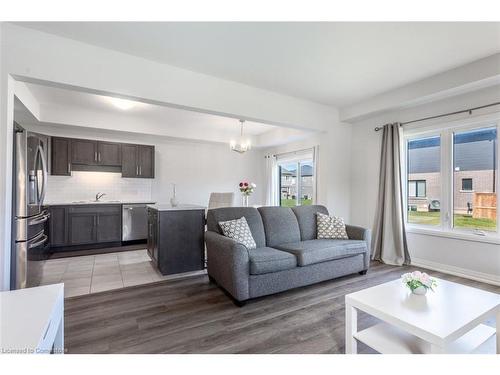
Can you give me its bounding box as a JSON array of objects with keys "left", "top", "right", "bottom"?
[
  {"left": 51, "top": 137, "right": 71, "bottom": 176},
  {"left": 71, "top": 138, "right": 97, "bottom": 165},
  {"left": 97, "top": 141, "right": 121, "bottom": 166},
  {"left": 122, "top": 144, "right": 155, "bottom": 178},
  {"left": 71, "top": 139, "right": 122, "bottom": 166}
]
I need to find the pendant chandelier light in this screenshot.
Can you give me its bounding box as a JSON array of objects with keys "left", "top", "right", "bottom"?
[{"left": 230, "top": 119, "right": 251, "bottom": 153}]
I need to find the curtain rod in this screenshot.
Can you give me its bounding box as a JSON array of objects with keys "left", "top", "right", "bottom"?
[{"left": 374, "top": 101, "right": 500, "bottom": 131}]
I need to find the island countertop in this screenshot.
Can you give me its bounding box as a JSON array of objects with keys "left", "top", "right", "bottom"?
[{"left": 147, "top": 203, "right": 206, "bottom": 211}]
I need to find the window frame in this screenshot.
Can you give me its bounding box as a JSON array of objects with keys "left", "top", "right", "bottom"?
[
  {"left": 403, "top": 112, "right": 500, "bottom": 244},
  {"left": 461, "top": 178, "right": 473, "bottom": 192}
]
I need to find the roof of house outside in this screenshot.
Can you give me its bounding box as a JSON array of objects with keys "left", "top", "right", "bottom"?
[
  {"left": 280, "top": 164, "right": 313, "bottom": 177},
  {"left": 408, "top": 128, "right": 497, "bottom": 173}
]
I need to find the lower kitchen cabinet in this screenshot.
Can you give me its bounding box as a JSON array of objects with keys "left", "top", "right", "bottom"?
[
  {"left": 147, "top": 206, "right": 205, "bottom": 275},
  {"left": 49, "top": 206, "right": 68, "bottom": 247},
  {"left": 49, "top": 205, "right": 122, "bottom": 250}
]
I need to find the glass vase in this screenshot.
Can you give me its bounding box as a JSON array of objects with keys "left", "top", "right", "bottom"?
[{"left": 242, "top": 195, "right": 249, "bottom": 207}]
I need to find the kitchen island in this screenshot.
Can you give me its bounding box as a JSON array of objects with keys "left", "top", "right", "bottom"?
[{"left": 147, "top": 204, "right": 206, "bottom": 275}]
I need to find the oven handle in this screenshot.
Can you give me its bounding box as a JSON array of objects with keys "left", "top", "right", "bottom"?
[{"left": 29, "top": 232, "right": 48, "bottom": 249}]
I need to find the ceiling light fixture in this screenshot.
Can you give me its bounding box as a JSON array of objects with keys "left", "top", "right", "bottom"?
[
  {"left": 230, "top": 119, "right": 252, "bottom": 154},
  {"left": 108, "top": 97, "right": 137, "bottom": 110}
]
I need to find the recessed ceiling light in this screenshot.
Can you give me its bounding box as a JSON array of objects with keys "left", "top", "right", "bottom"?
[{"left": 108, "top": 97, "right": 137, "bottom": 110}]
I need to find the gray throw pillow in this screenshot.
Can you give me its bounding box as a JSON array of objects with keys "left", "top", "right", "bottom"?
[
  {"left": 316, "top": 212, "right": 349, "bottom": 239},
  {"left": 218, "top": 216, "right": 257, "bottom": 249}
]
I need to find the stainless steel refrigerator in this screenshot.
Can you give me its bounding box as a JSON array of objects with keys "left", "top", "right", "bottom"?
[{"left": 12, "top": 123, "right": 50, "bottom": 289}]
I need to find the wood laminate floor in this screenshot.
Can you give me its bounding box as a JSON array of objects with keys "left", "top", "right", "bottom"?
[{"left": 64, "top": 261, "right": 499, "bottom": 354}]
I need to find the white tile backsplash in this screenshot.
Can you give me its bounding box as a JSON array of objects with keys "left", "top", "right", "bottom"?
[{"left": 45, "top": 171, "right": 152, "bottom": 203}]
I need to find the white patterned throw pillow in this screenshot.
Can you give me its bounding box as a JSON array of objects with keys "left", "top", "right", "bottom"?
[
  {"left": 219, "top": 217, "right": 257, "bottom": 249},
  {"left": 316, "top": 212, "right": 349, "bottom": 240}
]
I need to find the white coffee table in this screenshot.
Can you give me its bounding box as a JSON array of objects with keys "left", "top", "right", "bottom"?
[{"left": 345, "top": 277, "right": 499, "bottom": 354}]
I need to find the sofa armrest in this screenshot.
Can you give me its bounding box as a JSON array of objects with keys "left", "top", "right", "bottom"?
[
  {"left": 205, "top": 231, "right": 250, "bottom": 301},
  {"left": 345, "top": 224, "right": 371, "bottom": 270}
]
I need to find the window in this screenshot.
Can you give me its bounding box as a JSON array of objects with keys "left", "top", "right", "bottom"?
[
  {"left": 405, "top": 122, "right": 498, "bottom": 237},
  {"left": 406, "top": 136, "right": 441, "bottom": 226},
  {"left": 277, "top": 151, "right": 315, "bottom": 207},
  {"left": 461, "top": 178, "right": 473, "bottom": 192},
  {"left": 453, "top": 127, "right": 497, "bottom": 232},
  {"left": 408, "top": 180, "right": 426, "bottom": 197}
]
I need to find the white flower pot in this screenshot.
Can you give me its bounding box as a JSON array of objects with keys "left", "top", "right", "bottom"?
[{"left": 411, "top": 286, "right": 427, "bottom": 295}]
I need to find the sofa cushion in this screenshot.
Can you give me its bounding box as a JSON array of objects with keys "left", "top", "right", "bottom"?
[
  {"left": 218, "top": 217, "right": 257, "bottom": 249},
  {"left": 248, "top": 247, "right": 298, "bottom": 275},
  {"left": 207, "top": 207, "right": 266, "bottom": 248},
  {"left": 257, "top": 206, "right": 301, "bottom": 247},
  {"left": 291, "top": 205, "right": 329, "bottom": 240},
  {"left": 275, "top": 239, "right": 367, "bottom": 266},
  {"left": 316, "top": 212, "right": 349, "bottom": 240}
]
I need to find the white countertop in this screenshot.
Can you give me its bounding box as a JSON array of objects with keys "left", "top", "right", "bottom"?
[
  {"left": 45, "top": 200, "right": 156, "bottom": 206},
  {"left": 0, "top": 284, "right": 64, "bottom": 353},
  {"left": 147, "top": 203, "right": 206, "bottom": 211}
]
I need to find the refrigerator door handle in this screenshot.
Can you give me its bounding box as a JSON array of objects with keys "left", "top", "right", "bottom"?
[{"left": 37, "top": 145, "right": 48, "bottom": 208}]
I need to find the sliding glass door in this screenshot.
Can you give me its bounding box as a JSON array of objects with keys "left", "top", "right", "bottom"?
[{"left": 278, "top": 157, "right": 314, "bottom": 207}]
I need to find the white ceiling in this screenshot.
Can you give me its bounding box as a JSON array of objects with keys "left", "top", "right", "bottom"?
[
  {"left": 26, "top": 82, "right": 276, "bottom": 135},
  {"left": 15, "top": 22, "right": 500, "bottom": 107},
  {"left": 17, "top": 82, "right": 314, "bottom": 147}
]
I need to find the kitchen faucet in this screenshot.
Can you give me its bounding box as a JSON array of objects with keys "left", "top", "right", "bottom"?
[{"left": 95, "top": 192, "right": 106, "bottom": 201}]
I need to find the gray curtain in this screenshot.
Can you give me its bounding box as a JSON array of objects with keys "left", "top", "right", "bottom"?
[{"left": 372, "top": 123, "right": 411, "bottom": 266}]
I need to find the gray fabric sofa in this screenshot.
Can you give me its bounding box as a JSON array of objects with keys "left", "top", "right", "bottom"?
[{"left": 205, "top": 205, "right": 371, "bottom": 306}]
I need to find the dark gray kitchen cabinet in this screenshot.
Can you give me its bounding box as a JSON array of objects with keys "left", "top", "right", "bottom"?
[
  {"left": 51, "top": 137, "right": 71, "bottom": 176},
  {"left": 121, "top": 144, "right": 155, "bottom": 178},
  {"left": 69, "top": 212, "right": 96, "bottom": 245},
  {"left": 147, "top": 208, "right": 158, "bottom": 262},
  {"left": 147, "top": 207, "right": 204, "bottom": 275},
  {"left": 71, "top": 139, "right": 122, "bottom": 166},
  {"left": 71, "top": 139, "right": 97, "bottom": 165},
  {"left": 67, "top": 205, "right": 122, "bottom": 246},
  {"left": 49, "top": 206, "right": 68, "bottom": 247},
  {"left": 97, "top": 141, "right": 121, "bottom": 166},
  {"left": 96, "top": 211, "right": 122, "bottom": 242},
  {"left": 121, "top": 144, "right": 138, "bottom": 177}
]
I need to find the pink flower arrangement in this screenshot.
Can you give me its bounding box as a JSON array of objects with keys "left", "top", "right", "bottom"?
[
  {"left": 401, "top": 271, "right": 437, "bottom": 292},
  {"left": 239, "top": 181, "right": 256, "bottom": 196}
]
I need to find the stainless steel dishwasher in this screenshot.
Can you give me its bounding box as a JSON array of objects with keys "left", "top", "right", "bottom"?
[{"left": 122, "top": 204, "right": 150, "bottom": 242}]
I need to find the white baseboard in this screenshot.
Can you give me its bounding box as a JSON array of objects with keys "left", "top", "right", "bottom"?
[{"left": 411, "top": 257, "right": 500, "bottom": 286}]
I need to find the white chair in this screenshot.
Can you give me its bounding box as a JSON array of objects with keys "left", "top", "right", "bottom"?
[{"left": 207, "top": 192, "right": 235, "bottom": 209}]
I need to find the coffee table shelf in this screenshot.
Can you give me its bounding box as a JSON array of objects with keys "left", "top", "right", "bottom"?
[{"left": 354, "top": 322, "right": 495, "bottom": 354}]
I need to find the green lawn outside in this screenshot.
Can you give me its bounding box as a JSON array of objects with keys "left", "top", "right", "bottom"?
[
  {"left": 281, "top": 198, "right": 312, "bottom": 207},
  {"left": 408, "top": 210, "right": 497, "bottom": 231}
]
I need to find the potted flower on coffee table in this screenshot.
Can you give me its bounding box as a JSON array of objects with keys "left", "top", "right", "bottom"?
[{"left": 401, "top": 271, "right": 437, "bottom": 295}]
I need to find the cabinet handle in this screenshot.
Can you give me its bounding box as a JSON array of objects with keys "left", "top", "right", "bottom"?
[
  {"left": 67, "top": 162, "right": 70, "bottom": 173},
  {"left": 136, "top": 165, "right": 139, "bottom": 175},
  {"left": 98, "top": 152, "right": 101, "bottom": 162},
  {"left": 94, "top": 151, "right": 98, "bottom": 161},
  {"left": 139, "top": 165, "right": 142, "bottom": 176},
  {"left": 97, "top": 216, "right": 99, "bottom": 225}
]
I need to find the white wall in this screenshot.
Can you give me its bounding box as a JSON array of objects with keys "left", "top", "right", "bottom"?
[
  {"left": 348, "top": 85, "right": 500, "bottom": 284},
  {"left": 262, "top": 122, "right": 353, "bottom": 222}
]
